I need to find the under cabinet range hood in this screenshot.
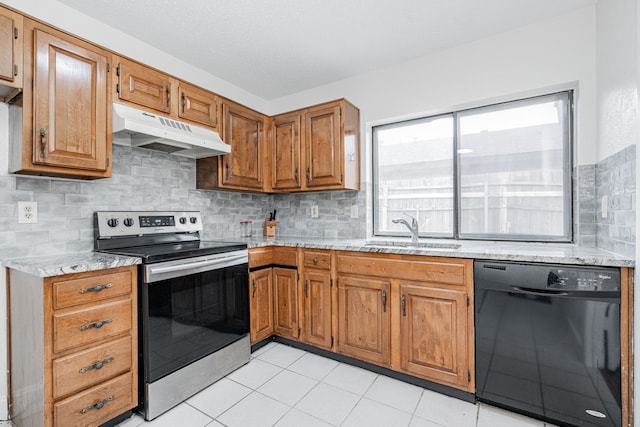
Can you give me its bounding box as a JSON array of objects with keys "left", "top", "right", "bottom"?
[{"left": 111, "top": 103, "right": 230, "bottom": 158}]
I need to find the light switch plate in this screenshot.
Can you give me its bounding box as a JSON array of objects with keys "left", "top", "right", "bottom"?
[
  {"left": 601, "top": 195, "right": 608, "bottom": 219},
  {"left": 350, "top": 205, "right": 358, "bottom": 219}
]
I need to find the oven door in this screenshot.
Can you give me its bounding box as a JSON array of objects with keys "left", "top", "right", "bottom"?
[{"left": 141, "top": 250, "right": 249, "bottom": 384}]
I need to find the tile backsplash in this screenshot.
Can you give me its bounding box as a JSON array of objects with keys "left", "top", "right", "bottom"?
[{"left": 0, "top": 144, "right": 634, "bottom": 260}]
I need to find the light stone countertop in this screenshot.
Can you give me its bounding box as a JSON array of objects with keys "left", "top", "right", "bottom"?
[
  {"left": 1, "top": 236, "right": 633, "bottom": 277},
  {"left": 2, "top": 252, "right": 141, "bottom": 277},
  {"left": 241, "top": 236, "right": 635, "bottom": 268}
]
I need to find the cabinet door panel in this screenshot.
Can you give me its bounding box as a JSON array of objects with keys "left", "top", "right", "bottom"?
[
  {"left": 33, "top": 29, "right": 108, "bottom": 171},
  {"left": 399, "top": 283, "right": 469, "bottom": 389},
  {"left": 117, "top": 59, "right": 171, "bottom": 114},
  {"left": 273, "top": 268, "right": 298, "bottom": 338},
  {"left": 249, "top": 269, "right": 273, "bottom": 343},
  {"left": 305, "top": 104, "right": 342, "bottom": 187},
  {"left": 302, "top": 270, "right": 332, "bottom": 349},
  {"left": 221, "top": 102, "right": 265, "bottom": 189},
  {"left": 178, "top": 81, "right": 218, "bottom": 128},
  {"left": 0, "top": 10, "right": 18, "bottom": 83},
  {"left": 271, "top": 112, "right": 301, "bottom": 190},
  {"left": 338, "top": 275, "right": 390, "bottom": 366}
]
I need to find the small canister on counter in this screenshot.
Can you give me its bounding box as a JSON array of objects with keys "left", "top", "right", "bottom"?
[{"left": 240, "top": 220, "right": 252, "bottom": 237}]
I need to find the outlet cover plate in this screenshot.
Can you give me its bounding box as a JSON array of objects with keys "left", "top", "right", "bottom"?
[
  {"left": 18, "top": 201, "right": 38, "bottom": 224},
  {"left": 311, "top": 205, "right": 319, "bottom": 218}
]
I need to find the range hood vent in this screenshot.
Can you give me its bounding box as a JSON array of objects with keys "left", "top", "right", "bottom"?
[{"left": 111, "top": 103, "right": 230, "bottom": 158}]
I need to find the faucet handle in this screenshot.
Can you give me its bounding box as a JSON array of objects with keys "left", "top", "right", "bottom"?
[{"left": 402, "top": 211, "right": 417, "bottom": 225}]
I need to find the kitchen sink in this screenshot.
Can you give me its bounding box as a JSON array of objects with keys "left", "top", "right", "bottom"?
[{"left": 364, "top": 241, "right": 461, "bottom": 250}]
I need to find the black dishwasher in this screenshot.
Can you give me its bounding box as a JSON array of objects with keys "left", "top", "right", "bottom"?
[{"left": 474, "top": 260, "right": 621, "bottom": 427}]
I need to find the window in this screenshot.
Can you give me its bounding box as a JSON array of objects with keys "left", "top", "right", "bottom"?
[{"left": 373, "top": 91, "right": 572, "bottom": 242}]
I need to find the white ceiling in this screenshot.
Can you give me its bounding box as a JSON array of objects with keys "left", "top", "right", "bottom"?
[{"left": 57, "top": 0, "right": 596, "bottom": 100}]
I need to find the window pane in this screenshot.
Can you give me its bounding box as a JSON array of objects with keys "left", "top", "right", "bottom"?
[
  {"left": 457, "top": 93, "right": 571, "bottom": 240},
  {"left": 374, "top": 115, "right": 454, "bottom": 237}
]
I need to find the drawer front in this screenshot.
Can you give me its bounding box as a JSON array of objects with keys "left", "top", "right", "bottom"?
[
  {"left": 53, "top": 299, "right": 132, "bottom": 353},
  {"left": 53, "top": 270, "right": 133, "bottom": 309},
  {"left": 53, "top": 336, "right": 132, "bottom": 399},
  {"left": 303, "top": 251, "right": 331, "bottom": 270},
  {"left": 54, "top": 372, "right": 133, "bottom": 427},
  {"left": 337, "top": 253, "right": 467, "bottom": 286}
]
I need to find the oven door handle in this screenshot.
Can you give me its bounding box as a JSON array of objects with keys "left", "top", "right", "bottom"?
[{"left": 145, "top": 252, "right": 248, "bottom": 283}]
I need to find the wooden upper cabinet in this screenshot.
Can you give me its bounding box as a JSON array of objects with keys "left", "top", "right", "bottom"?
[
  {"left": 0, "top": 6, "right": 23, "bottom": 101},
  {"left": 270, "top": 111, "right": 301, "bottom": 190},
  {"left": 178, "top": 80, "right": 219, "bottom": 128},
  {"left": 115, "top": 57, "right": 171, "bottom": 114},
  {"left": 305, "top": 103, "right": 341, "bottom": 188},
  {"left": 10, "top": 19, "right": 112, "bottom": 179},
  {"left": 219, "top": 100, "right": 267, "bottom": 190},
  {"left": 399, "top": 282, "right": 471, "bottom": 390}
]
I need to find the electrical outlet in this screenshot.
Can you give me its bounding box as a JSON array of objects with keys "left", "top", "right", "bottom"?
[
  {"left": 311, "top": 205, "right": 319, "bottom": 218},
  {"left": 350, "top": 205, "right": 358, "bottom": 219},
  {"left": 18, "top": 201, "right": 38, "bottom": 224}
]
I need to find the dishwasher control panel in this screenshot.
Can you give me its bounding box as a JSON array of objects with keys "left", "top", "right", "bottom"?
[{"left": 547, "top": 267, "right": 620, "bottom": 291}]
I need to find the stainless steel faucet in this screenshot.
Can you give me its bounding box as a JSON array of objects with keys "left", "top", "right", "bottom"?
[{"left": 392, "top": 212, "right": 419, "bottom": 243}]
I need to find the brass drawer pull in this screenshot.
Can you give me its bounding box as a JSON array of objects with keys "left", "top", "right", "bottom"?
[
  {"left": 79, "top": 357, "right": 114, "bottom": 373},
  {"left": 80, "top": 318, "right": 113, "bottom": 331},
  {"left": 80, "top": 395, "right": 114, "bottom": 414},
  {"left": 79, "top": 283, "right": 113, "bottom": 294}
]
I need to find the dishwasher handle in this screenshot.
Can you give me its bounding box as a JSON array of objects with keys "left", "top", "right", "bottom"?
[{"left": 509, "top": 285, "right": 620, "bottom": 300}]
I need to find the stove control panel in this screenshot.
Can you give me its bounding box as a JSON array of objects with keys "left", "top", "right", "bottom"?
[{"left": 96, "top": 211, "right": 202, "bottom": 237}]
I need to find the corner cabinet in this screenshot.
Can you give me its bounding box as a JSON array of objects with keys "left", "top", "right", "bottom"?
[
  {"left": 10, "top": 19, "right": 112, "bottom": 179},
  {"left": 8, "top": 266, "right": 138, "bottom": 427},
  {"left": 0, "top": 5, "right": 23, "bottom": 102},
  {"left": 270, "top": 99, "right": 360, "bottom": 192}
]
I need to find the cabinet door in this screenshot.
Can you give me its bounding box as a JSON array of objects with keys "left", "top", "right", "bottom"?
[
  {"left": 220, "top": 101, "right": 266, "bottom": 190},
  {"left": 271, "top": 111, "right": 301, "bottom": 190},
  {"left": 178, "top": 80, "right": 219, "bottom": 128},
  {"left": 305, "top": 103, "right": 342, "bottom": 188},
  {"left": 33, "top": 28, "right": 108, "bottom": 171},
  {"left": 302, "top": 270, "right": 332, "bottom": 349},
  {"left": 273, "top": 267, "right": 298, "bottom": 338},
  {"left": 338, "top": 275, "right": 390, "bottom": 366},
  {"left": 399, "top": 283, "right": 470, "bottom": 390},
  {"left": 249, "top": 268, "right": 273, "bottom": 343},
  {"left": 0, "top": 6, "right": 22, "bottom": 96},
  {"left": 116, "top": 58, "right": 171, "bottom": 114}
]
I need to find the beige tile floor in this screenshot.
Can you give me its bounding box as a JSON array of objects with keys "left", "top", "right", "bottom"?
[{"left": 111, "top": 342, "right": 558, "bottom": 427}]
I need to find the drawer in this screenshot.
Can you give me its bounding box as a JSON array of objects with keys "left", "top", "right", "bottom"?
[
  {"left": 53, "top": 299, "right": 132, "bottom": 353},
  {"left": 52, "top": 269, "right": 133, "bottom": 310},
  {"left": 303, "top": 251, "right": 331, "bottom": 270},
  {"left": 54, "top": 372, "right": 134, "bottom": 427},
  {"left": 53, "top": 336, "right": 132, "bottom": 399}
]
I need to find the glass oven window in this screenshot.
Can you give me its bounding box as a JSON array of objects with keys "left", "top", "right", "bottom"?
[{"left": 143, "top": 264, "right": 249, "bottom": 382}]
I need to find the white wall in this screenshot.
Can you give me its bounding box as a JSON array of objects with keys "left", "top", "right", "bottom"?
[
  {"left": 269, "top": 7, "right": 598, "bottom": 171},
  {"left": 0, "top": 103, "right": 7, "bottom": 420},
  {"left": 596, "top": 0, "right": 639, "bottom": 162}
]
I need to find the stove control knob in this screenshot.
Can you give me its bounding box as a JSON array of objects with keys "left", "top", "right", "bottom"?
[
  {"left": 107, "top": 218, "right": 119, "bottom": 228},
  {"left": 190, "top": 216, "right": 198, "bottom": 224},
  {"left": 179, "top": 217, "right": 187, "bottom": 225},
  {"left": 123, "top": 218, "right": 134, "bottom": 227}
]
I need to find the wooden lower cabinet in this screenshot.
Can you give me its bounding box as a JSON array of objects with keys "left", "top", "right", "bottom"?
[
  {"left": 8, "top": 265, "right": 138, "bottom": 427},
  {"left": 273, "top": 267, "right": 299, "bottom": 338},
  {"left": 398, "top": 282, "right": 470, "bottom": 389},
  {"left": 337, "top": 275, "right": 390, "bottom": 366},
  {"left": 249, "top": 268, "right": 274, "bottom": 344},
  {"left": 301, "top": 269, "right": 333, "bottom": 350}
]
